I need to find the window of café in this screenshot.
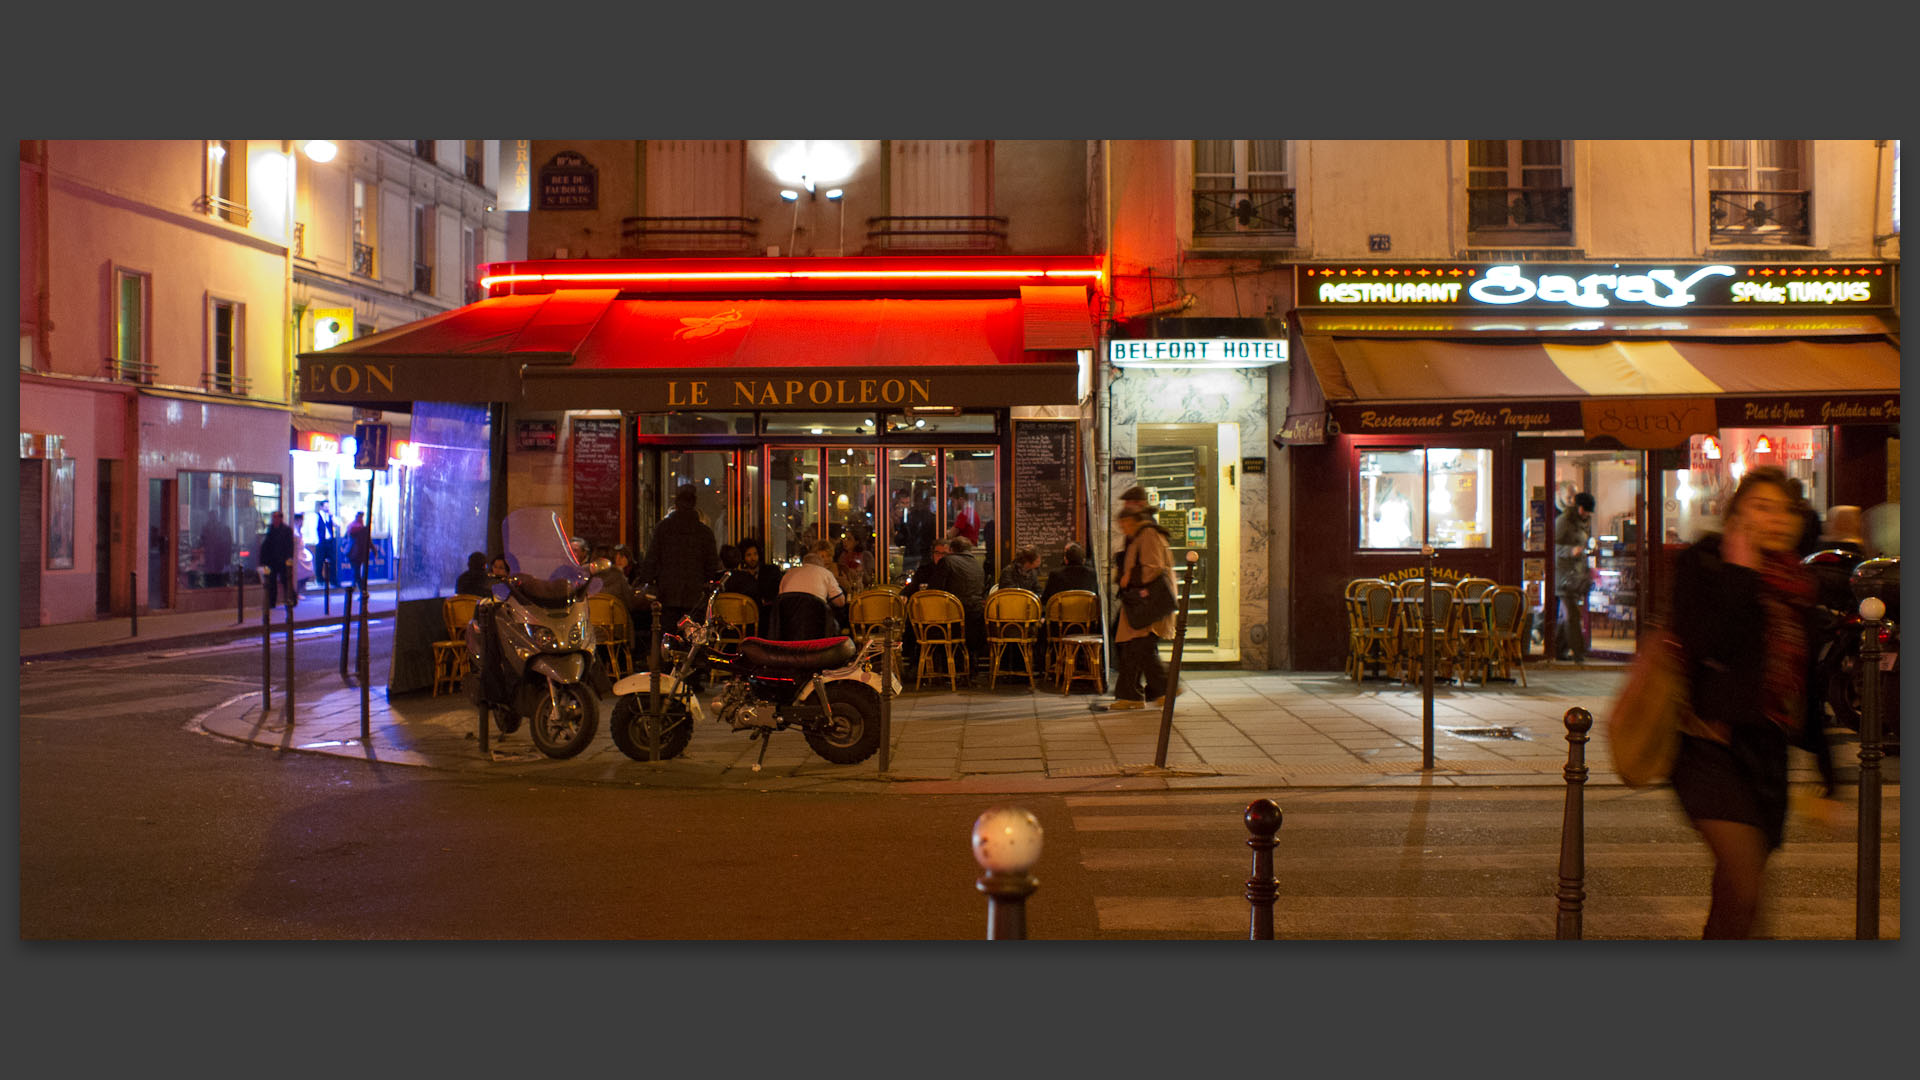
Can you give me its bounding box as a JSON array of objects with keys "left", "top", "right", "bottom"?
[
  {"left": 1659, "top": 427, "right": 1830, "bottom": 544},
  {"left": 1357, "top": 446, "right": 1493, "bottom": 550}
]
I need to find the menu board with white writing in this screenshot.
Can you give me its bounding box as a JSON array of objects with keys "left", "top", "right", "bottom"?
[
  {"left": 569, "top": 417, "right": 623, "bottom": 549},
  {"left": 1012, "top": 420, "right": 1080, "bottom": 577}
]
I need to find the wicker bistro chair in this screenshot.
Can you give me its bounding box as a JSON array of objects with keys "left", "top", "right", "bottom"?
[
  {"left": 1345, "top": 578, "right": 1386, "bottom": 682},
  {"left": 1043, "top": 589, "right": 1104, "bottom": 695},
  {"left": 1396, "top": 579, "right": 1458, "bottom": 686},
  {"left": 1449, "top": 577, "right": 1498, "bottom": 686},
  {"left": 586, "top": 592, "right": 635, "bottom": 679},
  {"left": 848, "top": 587, "right": 909, "bottom": 692},
  {"left": 710, "top": 592, "right": 760, "bottom": 651},
  {"left": 984, "top": 588, "right": 1045, "bottom": 689},
  {"left": 1351, "top": 580, "right": 1398, "bottom": 683},
  {"left": 906, "top": 588, "right": 970, "bottom": 691},
  {"left": 433, "top": 595, "right": 480, "bottom": 697},
  {"left": 1485, "top": 584, "right": 1530, "bottom": 687}
]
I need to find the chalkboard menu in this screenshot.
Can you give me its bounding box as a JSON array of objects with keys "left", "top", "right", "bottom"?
[
  {"left": 1012, "top": 420, "right": 1079, "bottom": 576},
  {"left": 569, "top": 417, "right": 623, "bottom": 548}
]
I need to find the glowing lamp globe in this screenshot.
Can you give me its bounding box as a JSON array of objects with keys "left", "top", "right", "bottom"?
[
  {"left": 971, "top": 807, "right": 1043, "bottom": 874},
  {"left": 1860, "top": 597, "right": 1886, "bottom": 622}
]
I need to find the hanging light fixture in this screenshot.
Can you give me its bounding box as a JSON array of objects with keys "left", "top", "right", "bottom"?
[
  {"left": 1702, "top": 435, "right": 1722, "bottom": 460},
  {"left": 901, "top": 451, "right": 928, "bottom": 468},
  {"left": 1754, "top": 433, "right": 1775, "bottom": 455}
]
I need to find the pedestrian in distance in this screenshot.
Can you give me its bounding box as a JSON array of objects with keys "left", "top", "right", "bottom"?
[
  {"left": 455, "top": 551, "right": 492, "bottom": 597},
  {"left": 259, "top": 510, "right": 296, "bottom": 612},
  {"left": 346, "top": 511, "right": 372, "bottom": 588},
  {"left": 1668, "top": 465, "right": 1817, "bottom": 939},
  {"left": 1109, "top": 506, "right": 1174, "bottom": 709},
  {"left": 291, "top": 512, "right": 315, "bottom": 598},
  {"left": 1554, "top": 491, "right": 1595, "bottom": 663},
  {"left": 638, "top": 484, "right": 723, "bottom": 634},
  {"left": 313, "top": 498, "right": 337, "bottom": 588}
]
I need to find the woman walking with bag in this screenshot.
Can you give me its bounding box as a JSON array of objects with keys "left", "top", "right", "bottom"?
[
  {"left": 1109, "top": 507, "right": 1176, "bottom": 710},
  {"left": 1669, "top": 466, "right": 1816, "bottom": 938}
]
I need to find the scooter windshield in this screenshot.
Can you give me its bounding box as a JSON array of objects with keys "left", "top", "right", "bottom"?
[{"left": 501, "top": 507, "right": 586, "bottom": 585}]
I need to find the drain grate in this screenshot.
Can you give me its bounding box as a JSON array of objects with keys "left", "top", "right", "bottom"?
[{"left": 1444, "top": 726, "right": 1525, "bottom": 740}]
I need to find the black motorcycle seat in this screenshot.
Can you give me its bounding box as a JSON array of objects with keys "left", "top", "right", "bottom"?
[{"left": 739, "top": 636, "right": 856, "bottom": 672}]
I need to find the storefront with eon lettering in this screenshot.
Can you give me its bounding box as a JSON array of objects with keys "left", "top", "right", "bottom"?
[
  {"left": 296, "top": 255, "right": 1103, "bottom": 607},
  {"left": 1279, "top": 260, "right": 1901, "bottom": 672}
]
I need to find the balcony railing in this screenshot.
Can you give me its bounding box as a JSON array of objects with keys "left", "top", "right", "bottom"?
[
  {"left": 103, "top": 356, "right": 156, "bottom": 384},
  {"left": 202, "top": 370, "right": 250, "bottom": 396},
  {"left": 621, "top": 216, "right": 762, "bottom": 255},
  {"left": 464, "top": 158, "right": 483, "bottom": 185},
  {"left": 1710, "top": 189, "right": 1810, "bottom": 244},
  {"left": 353, "top": 242, "right": 376, "bottom": 278},
  {"left": 192, "top": 194, "right": 252, "bottom": 227},
  {"left": 1468, "top": 186, "right": 1572, "bottom": 234},
  {"left": 865, "top": 215, "right": 1008, "bottom": 252},
  {"left": 414, "top": 263, "right": 434, "bottom": 295},
  {"left": 1192, "top": 187, "right": 1296, "bottom": 236}
]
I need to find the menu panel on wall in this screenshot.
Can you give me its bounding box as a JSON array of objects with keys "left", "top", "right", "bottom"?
[
  {"left": 1012, "top": 420, "right": 1079, "bottom": 577},
  {"left": 569, "top": 417, "right": 623, "bottom": 549}
]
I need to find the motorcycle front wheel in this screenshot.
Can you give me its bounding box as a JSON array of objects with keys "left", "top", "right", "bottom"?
[
  {"left": 802, "top": 681, "right": 882, "bottom": 765},
  {"left": 529, "top": 682, "right": 600, "bottom": 759},
  {"left": 609, "top": 693, "right": 694, "bottom": 761}
]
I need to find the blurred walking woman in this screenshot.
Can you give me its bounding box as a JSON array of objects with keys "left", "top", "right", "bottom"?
[
  {"left": 1110, "top": 506, "right": 1175, "bottom": 709},
  {"left": 1668, "top": 466, "right": 1816, "bottom": 938}
]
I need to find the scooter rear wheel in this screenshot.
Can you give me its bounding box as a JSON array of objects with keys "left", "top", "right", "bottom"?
[{"left": 529, "top": 683, "right": 600, "bottom": 759}]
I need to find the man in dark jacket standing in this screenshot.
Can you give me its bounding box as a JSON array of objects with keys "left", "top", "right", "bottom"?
[
  {"left": 1554, "top": 492, "right": 1594, "bottom": 663},
  {"left": 346, "top": 511, "right": 372, "bottom": 588},
  {"left": 313, "top": 498, "right": 337, "bottom": 588},
  {"left": 640, "top": 484, "right": 723, "bottom": 632},
  {"left": 259, "top": 511, "right": 296, "bottom": 613}
]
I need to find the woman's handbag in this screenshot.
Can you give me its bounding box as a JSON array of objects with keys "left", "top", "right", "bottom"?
[
  {"left": 1605, "top": 628, "right": 1690, "bottom": 786},
  {"left": 1119, "top": 572, "right": 1177, "bottom": 628}
]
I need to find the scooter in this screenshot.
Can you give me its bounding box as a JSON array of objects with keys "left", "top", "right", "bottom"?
[
  {"left": 464, "top": 508, "right": 603, "bottom": 759},
  {"left": 607, "top": 585, "right": 898, "bottom": 767}
]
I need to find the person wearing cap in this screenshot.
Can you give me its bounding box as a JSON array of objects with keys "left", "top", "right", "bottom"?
[
  {"left": 1554, "top": 491, "right": 1596, "bottom": 663},
  {"left": 1110, "top": 505, "right": 1176, "bottom": 709}
]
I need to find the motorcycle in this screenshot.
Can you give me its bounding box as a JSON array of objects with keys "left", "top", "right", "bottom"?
[
  {"left": 465, "top": 508, "right": 604, "bottom": 759},
  {"left": 607, "top": 585, "right": 899, "bottom": 767},
  {"left": 1804, "top": 548, "right": 1900, "bottom": 749}
]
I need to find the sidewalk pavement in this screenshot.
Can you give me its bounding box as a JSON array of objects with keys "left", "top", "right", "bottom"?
[{"left": 19, "top": 583, "right": 399, "bottom": 661}]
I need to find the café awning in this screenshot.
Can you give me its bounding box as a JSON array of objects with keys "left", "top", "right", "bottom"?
[
  {"left": 1282, "top": 314, "right": 1901, "bottom": 447},
  {"left": 297, "top": 273, "right": 1097, "bottom": 412}
]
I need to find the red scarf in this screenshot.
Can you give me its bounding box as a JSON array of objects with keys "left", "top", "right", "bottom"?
[{"left": 1754, "top": 549, "right": 1814, "bottom": 735}]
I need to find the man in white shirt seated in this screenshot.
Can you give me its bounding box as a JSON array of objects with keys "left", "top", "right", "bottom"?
[{"left": 779, "top": 539, "right": 848, "bottom": 611}]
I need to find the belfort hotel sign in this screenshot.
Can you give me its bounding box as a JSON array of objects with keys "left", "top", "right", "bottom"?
[{"left": 1295, "top": 262, "right": 1895, "bottom": 312}]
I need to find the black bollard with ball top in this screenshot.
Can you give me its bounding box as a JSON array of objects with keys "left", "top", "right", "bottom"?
[
  {"left": 1556, "top": 707, "right": 1592, "bottom": 940},
  {"left": 1245, "top": 798, "right": 1283, "bottom": 940},
  {"left": 1856, "top": 596, "right": 1887, "bottom": 940},
  {"left": 972, "top": 807, "right": 1043, "bottom": 940}
]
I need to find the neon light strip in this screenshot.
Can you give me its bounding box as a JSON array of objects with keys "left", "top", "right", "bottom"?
[{"left": 478, "top": 268, "right": 1103, "bottom": 289}]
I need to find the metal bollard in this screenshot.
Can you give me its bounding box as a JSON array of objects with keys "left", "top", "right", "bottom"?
[
  {"left": 357, "top": 582, "right": 371, "bottom": 739},
  {"left": 878, "top": 616, "right": 895, "bottom": 773},
  {"left": 1154, "top": 550, "right": 1202, "bottom": 768},
  {"left": 1420, "top": 544, "right": 1438, "bottom": 770},
  {"left": 1556, "top": 707, "right": 1593, "bottom": 940},
  {"left": 972, "top": 807, "right": 1043, "bottom": 940},
  {"left": 1245, "top": 798, "right": 1282, "bottom": 940},
  {"left": 130, "top": 572, "right": 138, "bottom": 637},
  {"left": 339, "top": 577, "right": 352, "bottom": 676},
  {"left": 477, "top": 603, "right": 492, "bottom": 757},
  {"left": 648, "top": 598, "right": 664, "bottom": 760},
  {"left": 236, "top": 561, "right": 246, "bottom": 624},
  {"left": 1856, "top": 598, "right": 1886, "bottom": 940},
  {"left": 284, "top": 588, "right": 297, "bottom": 727},
  {"left": 260, "top": 601, "right": 272, "bottom": 712}
]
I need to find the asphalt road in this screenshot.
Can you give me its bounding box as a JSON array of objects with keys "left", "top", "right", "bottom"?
[{"left": 18, "top": 632, "right": 1900, "bottom": 940}]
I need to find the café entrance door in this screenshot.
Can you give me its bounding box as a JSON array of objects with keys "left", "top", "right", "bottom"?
[{"left": 1521, "top": 445, "right": 1646, "bottom": 661}]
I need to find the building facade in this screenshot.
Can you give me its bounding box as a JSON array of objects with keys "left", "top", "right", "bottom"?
[{"left": 18, "top": 139, "right": 510, "bottom": 626}]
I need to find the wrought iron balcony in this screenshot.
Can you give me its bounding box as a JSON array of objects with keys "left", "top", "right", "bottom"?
[
  {"left": 414, "top": 263, "right": 434, "bottom": 295},
  {"left": 201, "top": 370, "right": 250, "bottom": 396},
  {"left": 192, "top": 194, "right": 252, "bottom": 227},
  {"left": 620, "top": 216, "right": 762, "bottom": 254},
  {"left": 102, "top": 356, "right": 156, "bottom": 384},
  {"left": 1192, "top": 187, "right": 1296, "bottom": 236},
  {"left": 1710, "top": 189, "right": 1810, "bottom": 244},
  {"left": 1468, "top": 186, "right": 1572, "bottom": 234},
  {"left": 865, "top": 215, "right": 1009, "bottom": 252},
  {"left": 352, "top": 242, "right": 376, "bottom": 278}
]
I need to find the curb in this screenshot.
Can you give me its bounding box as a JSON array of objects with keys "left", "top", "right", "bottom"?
[{"left": 24, "top": 609, "right": 398, "bottom": 663}]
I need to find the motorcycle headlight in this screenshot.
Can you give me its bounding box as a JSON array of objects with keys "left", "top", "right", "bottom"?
[{"left": 526, "top": 623, "right": 559, "bottom": 649}]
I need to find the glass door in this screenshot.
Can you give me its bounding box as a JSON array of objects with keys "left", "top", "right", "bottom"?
[
  {"left": 1136, "top": 423, "right": 1239, "bottom": 655},
  {"left": 1551, "top": 448, "right": 1644, "bottom": 659},
  {"left": 886, "top": 447, "right": 940, "bottom": 582}
]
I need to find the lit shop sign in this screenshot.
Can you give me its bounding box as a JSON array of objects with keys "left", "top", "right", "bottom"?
[
  {"left": 1297, "top": 264, "right": 1893, "bottom": 311},
  {"left": 298, "top": 432, "right": 341, "bottom": 455},
  {"left": 1107, "top": 338, "right": 1288, "bottom": 368}
]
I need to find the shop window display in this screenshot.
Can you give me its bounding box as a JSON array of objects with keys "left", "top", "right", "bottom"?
[
  {"left": 1357, "top": 447, "right": 1492, "bottom": 550},
  {"left": 1661, "top": 427, "right": 1829, "bottom": 544},
  {"left": 179, "top": 471, "right": 281, "bottom": 588}
]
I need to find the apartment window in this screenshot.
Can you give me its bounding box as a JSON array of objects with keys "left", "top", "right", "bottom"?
[
  {"left": 464, "top": 140, "right": 485, "bottom": 185},
  {"left": 413, "top": 204, "right": 435, "bottom": 295},
  {"left": 1192, "top": 140, "right": 1295, "bottom": 237},
  {"left": 352, "top": 178, "right": 377, "bottom": 278},
  {"left": 1467, "top": 140, "right": 1570, "bottom": 241},
  {"left": 464, "top": 225, "right": 481, "bottom": 303},
  {"left": 111, "top": 269, "right": 151, "bottom": 383},
  {"left": 206, "top": 299, "right": 246, "bottom": 395},
  {"left": 878, "top": 140, "right": 997, "bottom": 250},
  {"left": 414, "top": 140, "right": 436, "bottom": 163},
  {"left": 644, "top": 140, "right": 744, "bottom": 216},
  {"left": 1708, "top": 140, "right": 1810, "bottom": 244},
  {"left": 202, "top": 140, "right": 250, "bottom": 225}
]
